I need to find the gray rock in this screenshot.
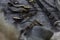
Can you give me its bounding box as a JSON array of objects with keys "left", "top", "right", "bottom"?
[{"left": 31, "top": 26, "right": 53, "bottom": 40}]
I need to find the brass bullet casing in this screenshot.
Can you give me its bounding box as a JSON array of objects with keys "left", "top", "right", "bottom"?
[
  {"left": 8, "top": 6, "right": 27, "bottom": 13},
  {"left": 13, "top": 17, "right": 23, "bottom": 22},
  {"left": 14, "top": 5, "right": 30, "bottom": 8},
  {"left": 23, "top": 5, "right": 32, "bottom": 9},
  {"left": 13, "top": 5, "right": 25, "bottom": 8},
  {"left": 32, "top": 20, "right": 43, "bottom": 26},
  {"left": 29, "top": 0, "right": 36, "bottom": 3},
  {"left": 13, "top": 17, "right": 21, "bottom": 19},
  {"left": 13, "top": 5, "right": 32, "bottom": 9}
]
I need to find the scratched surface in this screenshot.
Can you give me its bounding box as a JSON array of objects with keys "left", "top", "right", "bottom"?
[{"left": 0, "top": 0, "right": 57, "bottom": 40}]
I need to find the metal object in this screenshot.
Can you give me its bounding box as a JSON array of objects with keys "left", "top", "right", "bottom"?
[
  {"left": 13, "top": 17, "right": 24, "bottom": 23},
  {"left": 29, "top": 0, "right": 36, "bottom": 3},
  {"left": 26, "top": 0, "right": 37, "bottom": 12}
]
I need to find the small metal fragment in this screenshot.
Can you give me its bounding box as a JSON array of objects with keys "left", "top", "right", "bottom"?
[
  {"left": 13, "top": 17, "right": 24, "bottom": 22},
  {"left": 29, "top": 0, "right": 36, "bottom": 3}
]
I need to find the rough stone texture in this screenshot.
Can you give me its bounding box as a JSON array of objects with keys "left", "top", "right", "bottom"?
[{"left": 0, "top": 0, "right": 58, "bottom": 40}]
